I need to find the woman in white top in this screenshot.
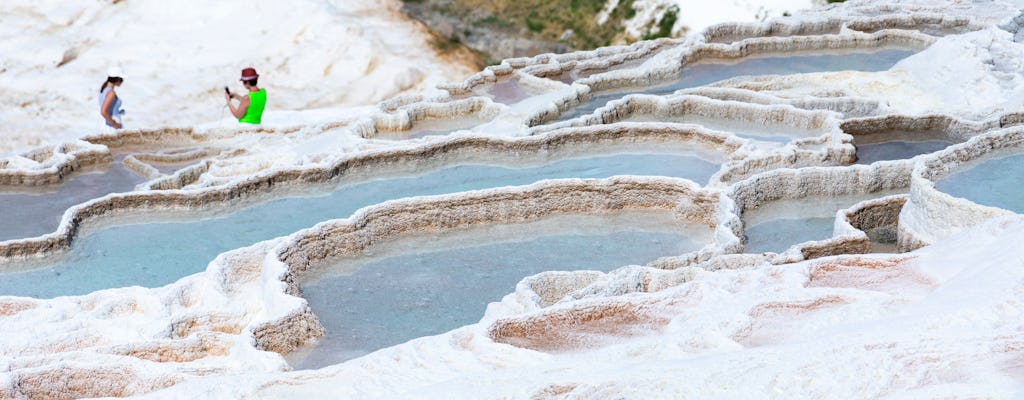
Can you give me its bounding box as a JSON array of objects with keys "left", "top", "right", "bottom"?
[{"left": 99, "top": 67, "right": 125, "bottom": 130}]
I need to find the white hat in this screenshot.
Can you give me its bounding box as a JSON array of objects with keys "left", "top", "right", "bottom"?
[{"left": 107, "top": 66, "right": 126, "bottom": 79}]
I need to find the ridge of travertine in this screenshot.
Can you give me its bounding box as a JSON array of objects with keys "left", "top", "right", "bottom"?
[
  {"left": 0, "top": 25, "right": 935, "bottom": 187},
  {"left": 898, "top": 125, "right": 1024, "bottom": 250},
  {"left": 3, "top": 1, "right": 1024, "bottom": 398},
  {"left": 0, "top": 126, "right": 739, "bottom": 261}
]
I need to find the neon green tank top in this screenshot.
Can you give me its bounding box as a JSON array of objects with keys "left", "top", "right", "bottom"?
[{"left": 240, "top": 88, "right": 266, "bottom": 124}]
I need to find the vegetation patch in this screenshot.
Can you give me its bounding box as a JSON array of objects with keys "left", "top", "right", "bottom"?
[
  {"left": 456, "top": 0, "right": 642, "bottom": 50},
  {"left": 642, "top": 5, "right": 678, "bottom": 40},
  {"left": 525, "top": 12, "right": 546, "bottom": 33}
]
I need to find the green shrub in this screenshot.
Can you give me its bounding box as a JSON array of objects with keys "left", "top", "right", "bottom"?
[
  {"left": 525, "top": 12, "right": 545, "bottom": 32},
  {"left": 642, "top": 5, "right": 677, "bottom": 40},
  {"left": 569, "top": 0, "right": 605, "bottom": 12},
  {"left": 609, "top": 0, "right": 636, "bottom": 20},
  {"left": 446, "top": 0, "right": 650, "bottom": 54}
]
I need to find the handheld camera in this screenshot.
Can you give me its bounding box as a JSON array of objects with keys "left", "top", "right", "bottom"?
[{"left": 224, "top": 86, "right": 231, "bottom": 96}]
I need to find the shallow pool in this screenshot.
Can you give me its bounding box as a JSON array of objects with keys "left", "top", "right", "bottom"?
[
  {"left": 147, "top": 159, "right": 200, "bottom": 175},
  {"left": 373, "top": 117, "right": 492, "bottom": 140},
  {"left": 0, "top": 150, "right": 720, "bottom": 298},
  {"left": 741, "top": 192, "right": 903, "bottom": 254},
  {"left": 853, "top": 130, "right": 957, "bottom": 164},
  {"left": 855, "top": 141, "right": 953, "bottom": 164},
  {"left": 475, "top": 78, "right": 532, "bottom": 105},
  {"left": 625, "top": 114, "right": 814, "bottom": 144},
  {"left": 934, "top": 152, "right": 1024, "bottom": 214},
  {"left": 0, "top": 159, "right": 144, "bottom": 241},
  {"left": 743, "top": 216, "right": 835, "bottom": 254},
  {"left": 289, "top": 212, "right": 709, "bottom": 369},
  {"left": 559, "top": 49, "right": 916, "bottom": 121}
]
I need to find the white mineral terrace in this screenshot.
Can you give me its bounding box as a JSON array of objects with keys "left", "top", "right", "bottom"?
[{"left": 3, "top": 1, "right": 1024, "bottom": 399}]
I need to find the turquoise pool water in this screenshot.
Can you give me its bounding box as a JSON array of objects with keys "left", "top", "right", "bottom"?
[
  {"left": 934, "top": 152, "right": 1024, "bottom": 214},
  {"left": 291, "top": 212, "right": 708, "bottom": 369},
  {"left": 0, "top": 151, "right": 719, "bottom": 298}
]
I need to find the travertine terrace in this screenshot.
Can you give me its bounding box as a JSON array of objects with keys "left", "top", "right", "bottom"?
[{"left": 2, "top": 1, "right": 1024, "bottom": 398}]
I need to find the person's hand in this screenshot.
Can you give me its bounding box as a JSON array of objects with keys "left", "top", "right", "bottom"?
[
  {"left": 113, "top": 121, "right": 123, "bottom": 129},
  {"left": 224, "top": 92, "right": 231, "bottom": 102}
]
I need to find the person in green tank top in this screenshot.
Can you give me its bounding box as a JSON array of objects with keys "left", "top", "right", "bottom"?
[{"left": 225, "top": 67, "right": 266, "bottom": 124}]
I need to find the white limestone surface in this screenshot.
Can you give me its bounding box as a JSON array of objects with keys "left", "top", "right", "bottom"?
[
  {"left": 704, "top": 26, "right": 1024, "bottom": 121},
  {"left": 1, "top": 0, "right": 1024, "bottom": 398},
  {"left": 0, "top": 0, "right": 476, "bottom": 155},
  {"left": 137, "top": 214, "right": 1024, "bottom": 399},
  {"left": 626, "top": 0, "right": 818, "bottom": 38}
]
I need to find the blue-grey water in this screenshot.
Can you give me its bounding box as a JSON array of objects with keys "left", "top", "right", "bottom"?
[
  {"left": 0, "top": 152, "right": 719, "bottom": 298},
  {"left": 855, "top": 140, "right": 953, "bottom": 164},
  {"left": 624, "top": 115, "right": 809, "bottom": 144},
  {"left": 741, "top": 190, "right": 910, "bottom": 253},
  {"left": 0, "top": 161, "right": 143, "bottom": 241},
  {"left": 743, "top": 217, "right": 835, "bottom": 254},
  {"left": 560, "top": 49, "right": 916, "bottom": 121},
  {"left": 934, "top": 152, "right": 1024, "bottom": 213},
  {"left": 294, "top": 216, "right": 703, "bottom": 369}
]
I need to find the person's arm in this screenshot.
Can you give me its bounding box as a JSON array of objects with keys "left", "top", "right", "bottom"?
[
  {"left": 225, "top": 92, "right": 250, "bottom": 119},
  {"left": 100, "top": 89, "right": 122, "bottom": 129}
]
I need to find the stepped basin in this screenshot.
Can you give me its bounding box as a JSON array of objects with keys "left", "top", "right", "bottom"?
[
  {"left": 0, "top": 144, "right": 723, "bottom": 298},
  {"left": 743, "top": 193, "right": 902, "bottom": 254},
  {"left": 0, "top": 157, "right": 144, "bottom": 241},
  {"left": 474, "top": 78, "right": 532, "bottom": 105},
  {"left": 547, "top": 58, "right": 650, "bottom": 84},
  {"left": 854, "top": 129, "right": 958, "bottom": 164},
  {"left": 550, "top": 69, "right": 605, "bottom": 84},
  {"left": 148, "top": 159, "right": 200, "bottom": 175},
  {"left": 289, "top": 210, "right": 712, "bottom": 369},
  {"left": 624, "top": 114, "right": 818, "bottom": 144},
  {"left": 933, "top": 151, "right": 1024, "bottom": 214},
  {"left": 374, "top": 116, "right": 493, "bottom": 140},
  {"left": 111, "top": 145, "right": 214, "bottom": 176},
  {"left": 560, "top": 48, "right": 916, "bottom": 121}
]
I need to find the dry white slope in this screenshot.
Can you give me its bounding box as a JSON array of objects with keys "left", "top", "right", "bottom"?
[{"left": 0, "top": 0, "right": 475, "bottom": 155}]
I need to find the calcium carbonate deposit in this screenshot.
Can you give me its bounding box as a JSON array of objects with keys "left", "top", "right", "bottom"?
[{"left": 2, "top": 0, "right": 1024, "bottom": 399}]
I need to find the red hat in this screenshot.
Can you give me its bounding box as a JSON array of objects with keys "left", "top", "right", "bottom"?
[{"left": 240, "top": 67, "right": 259, "bottom": 81}]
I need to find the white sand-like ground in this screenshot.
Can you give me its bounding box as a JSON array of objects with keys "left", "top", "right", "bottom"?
[{"left": 0, "top": 0, "right": 477, "bottom": 155}]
